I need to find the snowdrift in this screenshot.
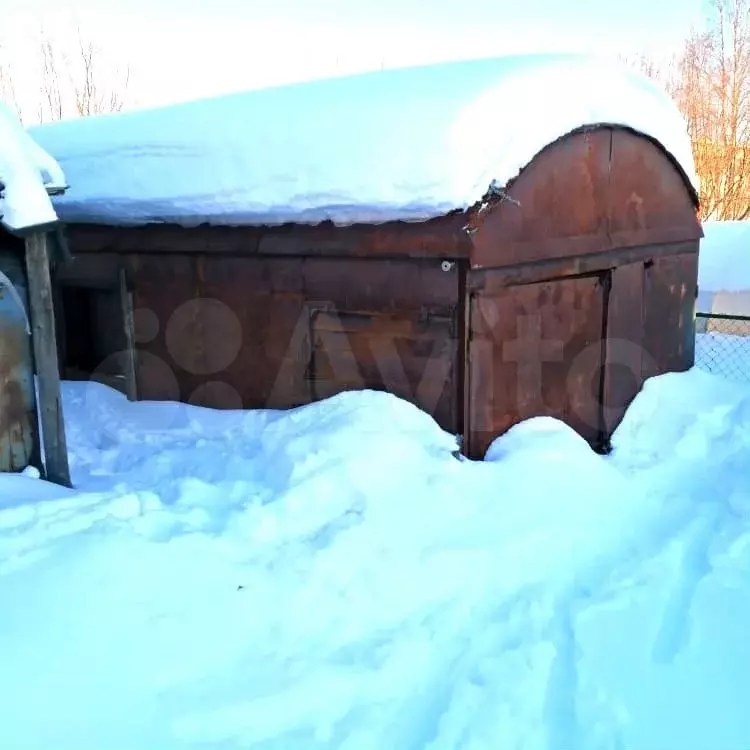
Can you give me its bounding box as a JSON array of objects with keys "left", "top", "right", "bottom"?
[{"left": 1, "top": 370, "right": 749, "bottom": 749}]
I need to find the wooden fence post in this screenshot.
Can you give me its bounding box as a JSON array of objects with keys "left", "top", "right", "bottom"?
[{"left": 25, "top": 231, "right": 71, "bottom": 487}]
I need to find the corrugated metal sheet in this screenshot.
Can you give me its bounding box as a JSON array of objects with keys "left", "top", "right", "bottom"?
[{"left": 0, "top": 249, "right": 38, "bottom": 472}]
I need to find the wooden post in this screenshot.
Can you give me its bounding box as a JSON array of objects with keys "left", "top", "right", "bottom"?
[
  {"left": 118, "top": 267, "right": 138, "bottom": 401},
  {"left": 24, "top": 231, "right": 71, "bottom": 487}
]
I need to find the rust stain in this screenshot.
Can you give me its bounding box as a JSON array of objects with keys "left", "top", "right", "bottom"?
[
  {"left": 0, "top": 318, "right": 35, "bottom": 471},
  {"left": 469, "top": 127, "right": 701, "bottom": 270},
  {"left": 625, "top": 192, "right": 645, "bottom": 230}
]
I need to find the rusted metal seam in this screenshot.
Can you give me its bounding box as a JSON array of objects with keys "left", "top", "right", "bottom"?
[
  {"left": 468, "top": 241, "right": 697, "bottom": 288},
  {"left": 606, "top": 128, "right": 614, "bottom": 251},
  {"left": 596, "top": 269, "right": 613, "bottom": 453},
  {"left": 456, "top": 260, "right": 468, "bottom": 441}
]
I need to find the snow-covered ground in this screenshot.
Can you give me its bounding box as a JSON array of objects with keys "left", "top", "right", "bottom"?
[{"left": 1, "top": 368, "right": 749, "bottom": 750}]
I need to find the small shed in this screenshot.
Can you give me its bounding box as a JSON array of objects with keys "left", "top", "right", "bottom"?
[
  {"left": 33, "top": 55, "right": 702, "bottom": 458},
  {"left": 0, "top": 103, "right": 70, "bottom": 484}
]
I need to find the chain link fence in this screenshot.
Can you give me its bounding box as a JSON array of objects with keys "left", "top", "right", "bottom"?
[{"left": 695, "top": 313, "right": 750, "bottom": 384}]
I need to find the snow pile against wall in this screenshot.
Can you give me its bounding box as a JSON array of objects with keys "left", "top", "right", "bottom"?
[
  {"left": 698, "top": 220, "right": 750, "bottom": 316},
  {"left": 31, "top": 54, "right": 696, "bottom": 228},
  {"left": 0, "top": 102, "right": 65, "bottom": 233},
  {"left": 0, "top": 369, "right": 749, "bottom": 749}
]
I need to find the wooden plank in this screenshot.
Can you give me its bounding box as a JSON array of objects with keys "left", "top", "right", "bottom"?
[
  {"left": 24, "top": 232, "right": 71, "bottom": 487},
  {"left": 118, "top": 267, "right": 138, "bottom": 401}
]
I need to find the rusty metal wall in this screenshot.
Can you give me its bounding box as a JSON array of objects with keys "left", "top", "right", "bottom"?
[
  {"left": 464, "top": 248, "right": 698, "bottom": 458},
  {"left": 58, "top": 125, "right": 701, "bottom": 460},
  {"left": 468, "top": 128, "right": 702, "bottom": 269},
  {"left": 56, "top": 253, "right": 462, "bottom": 433},
  {"left": 0, "top": 248, "right": 38, "bottom": 473},
  {"left": 465, "top": 272, "right": 608, "bottom": 458},
  {"left": 465, "top": 126, "right": 701, "bottom": 457},
  {"left": 641, "top": 252, "right": 699, "bottom": 378},
  {"left": 66, "top": 214, "right": 472, "bottom": 260}
]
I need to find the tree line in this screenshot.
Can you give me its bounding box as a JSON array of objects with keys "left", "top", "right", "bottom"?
[
  {"left": 630, "top": 0, "right": 750, "bottom": 220},
  {"left": 0, "top": 28, "right": 129, "bottom": 125}
]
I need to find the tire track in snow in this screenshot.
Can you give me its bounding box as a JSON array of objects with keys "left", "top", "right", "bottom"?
[
  {"left": 648, "top": 422, "right": 749, "bottom": 665},
  {"left": 650, "top": 511, "right": 719, "bottom": 664},
  {"left": 542, "top": 604, "right": 581, "bottom": 749}
]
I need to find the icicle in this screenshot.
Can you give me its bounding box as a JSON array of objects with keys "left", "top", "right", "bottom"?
[{"left": 0, "top": 270, "right": 31, "bottom": 334}]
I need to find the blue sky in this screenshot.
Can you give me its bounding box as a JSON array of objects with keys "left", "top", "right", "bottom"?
[{"left": 5, "top": 0, "right": 708, "bottom": 111}]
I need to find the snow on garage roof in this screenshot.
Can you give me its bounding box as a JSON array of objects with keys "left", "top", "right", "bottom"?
[
  {"left": 31, "top": 54, "right": 698, "bottom": 228},
  {"left": 0, "top": 102, "right": 66, "bottom": 234}
]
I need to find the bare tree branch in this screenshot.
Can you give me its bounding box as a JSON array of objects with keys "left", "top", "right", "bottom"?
[
  {"left": 637, "top": 0, "right": 750, "bottom": 219},
  {"left": 71, "top": 31, "right": 130, "bottom": 117},
  {"left": 34, "top": 26, "right": 130, "bottom": 123},
  {"left": 39, "top": 37, "right": 64, "bottom": 122}
]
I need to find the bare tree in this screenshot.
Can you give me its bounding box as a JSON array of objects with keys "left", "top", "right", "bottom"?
[
  {"left": 671, "top": 0, "right": 750, "bottom": 219},
  {"left": 620, "top": 3, "right": 750, "bottom": 219},
  {"left": 35, "top": 27, "right": 130, "bottom": 123},
  {"left": 618, "top": 51, "right": 671, "bottom": 85},
  {"left": 39, "top": 38, "right": 64, "bottom": 122},
  {"left": 71, "top": 33, "right": 130, "bottom": 117}
]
